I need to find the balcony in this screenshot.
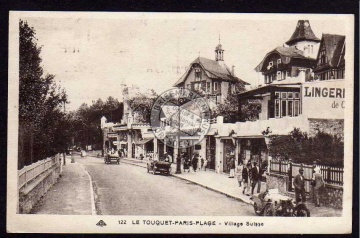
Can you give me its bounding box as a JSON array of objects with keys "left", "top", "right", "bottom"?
[{"left": 211, "top": 115, "right": 310, "bottom": 138}]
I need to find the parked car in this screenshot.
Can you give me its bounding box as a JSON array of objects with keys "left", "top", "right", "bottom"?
[
  {"left": 250, "top": 188, "right": 310, "bottom": 217},
  {"left": 105, "top": 152, "right": 120, "bottom": 164},
  {"left": 147, "top": 159, "right": 171, "bottom": 175}
]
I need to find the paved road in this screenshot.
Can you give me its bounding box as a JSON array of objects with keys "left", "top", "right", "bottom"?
[{"left": 77, "top": 156, "right": 254, "bottom": 216}]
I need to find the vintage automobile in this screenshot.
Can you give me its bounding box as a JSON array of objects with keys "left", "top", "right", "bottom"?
[
  {"left": 147, "top": 159, "right": 171, "bottom": 175},
  {"left": 104, "top": 152, "right": 120, "bottom": 164},
  {"left": 250, "top": 188, "right": 310, "bottom": 217}
]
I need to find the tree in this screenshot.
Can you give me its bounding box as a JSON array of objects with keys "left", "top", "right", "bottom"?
[
  {"left": 128, "top": 90, "right": 158, "bottom": 123},
  {"left": 19, "top": 20, "right": 69, "bottom": 168},
  {"left": 212, "top": 93, "right": 261, "bottom": 123},
  {"left": 268, "top": 128, "right": 344, "bottom": 167},
  {"left": 70, "top": 97, "right": 123, "bottom": 149}
]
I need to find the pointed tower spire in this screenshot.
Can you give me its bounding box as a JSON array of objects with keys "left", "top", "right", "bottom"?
[
  {"left": 286, "top": 20, "right": 320, "bottom": 46},
  {"left": 215, "top": 33, "right": 224, "bottom": 61}
]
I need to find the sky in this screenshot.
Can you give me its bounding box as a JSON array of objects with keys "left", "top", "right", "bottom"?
[{"left": 21, "top": 13, "right": 351, "bottom": 111}]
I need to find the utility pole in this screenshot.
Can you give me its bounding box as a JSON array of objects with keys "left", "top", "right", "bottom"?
[{"left": 175, "top": 89, "right": 182, "bottom": 174}]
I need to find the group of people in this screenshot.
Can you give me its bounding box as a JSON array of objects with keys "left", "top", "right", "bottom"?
[
  {"left": 235, "top": 161, "right": 265, "bottom": 195},
  {"left": 181, "top": 153, "right": 208, "bottom": 172},
  {"left": 293, "top": 166, "right": 325, "bottom": 207}
]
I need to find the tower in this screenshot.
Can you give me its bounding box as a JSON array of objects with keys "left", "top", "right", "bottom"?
[
  {"left": 285, "top": 20, "right": 320, "bottom": 58},
  {"left": 215, "top": 34, "right": 224, "bottom": 61}
]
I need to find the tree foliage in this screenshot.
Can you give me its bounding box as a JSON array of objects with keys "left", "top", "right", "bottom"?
[
  {"left": 19, "top": 20, "right": 69, "bottom": 168},
  {"left": 70, "top": 97, "right": 123, "bottom": 149},
  {"left": 268, "top": 128, "right": 344, "bottom": 167},
  {"left": 212, "top": 93, "right": 261, "bottom": 123},
  {"left": 127, "top": 90, "right": 158, "bottom": 123}
]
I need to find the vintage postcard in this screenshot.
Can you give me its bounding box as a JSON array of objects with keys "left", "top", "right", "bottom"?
[{"left": 7, "top": 11, "right": 354, "bottom": 234}]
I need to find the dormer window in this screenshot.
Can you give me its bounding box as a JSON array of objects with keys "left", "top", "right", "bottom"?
[
  {"left": 195, "top": 68, "right": 201, "bottom": 81},
  {"left": 277, "top": 59, "right": 281, "bottom": 66},
  {"left": 267, "top": 61, "right": 273, "bottom": 70}
]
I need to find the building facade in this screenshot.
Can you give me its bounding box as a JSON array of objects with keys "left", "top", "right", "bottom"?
[
  {"left": 212, "top": 20, "right": 346, "bottom": 174},
  {"left": 101, "top": 20, "right": 346, "bottom": 174}
]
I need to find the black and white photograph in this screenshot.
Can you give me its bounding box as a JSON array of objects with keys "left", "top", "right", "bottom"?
[{"left": 7, "top": 11, "right": 354, "bottom": 234}]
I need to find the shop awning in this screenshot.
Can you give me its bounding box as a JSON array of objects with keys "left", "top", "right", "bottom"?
[
  {"left": 135, "top": 138, "right": 154, "bottom": 145},
  {"left": 237, "top": 84, "right": 301, "bottom": 100}
]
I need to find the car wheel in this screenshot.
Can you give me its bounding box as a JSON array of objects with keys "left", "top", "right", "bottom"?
[
  {"left": 293, "top": 205, "right": 310, "bottom": 217},
  {"left": 263, "top": 204, "right": 275, "bottom": 216}
]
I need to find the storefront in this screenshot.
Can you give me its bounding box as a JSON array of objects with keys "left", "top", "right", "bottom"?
[
  {"left": 222, "top": 138, "right": 235, "bottom": 174},
  {"left": 237, "top": 137, "right": 268, "bottom": 168}
]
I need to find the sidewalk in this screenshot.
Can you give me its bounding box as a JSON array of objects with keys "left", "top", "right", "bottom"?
[
  {"left": 121, "top": 157, "right": 342, "bottom": 217},
  {"left": 31, "top": 156, "right": 95, "bottom": 215}
]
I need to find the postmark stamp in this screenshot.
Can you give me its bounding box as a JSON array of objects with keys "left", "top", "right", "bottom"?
[{"left": 150, "top": 88, "right": 211, "bottom": 149}]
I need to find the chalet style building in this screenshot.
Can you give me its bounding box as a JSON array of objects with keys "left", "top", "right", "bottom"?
[
  {"left": 314, "top": 34, "right": 345, "bottom": 80},
  {"left": 210, "top": 20, "right": 346, "bottom": 175},
  {"left": 173, "top": 42, "right": 249, "bottom": 108}
]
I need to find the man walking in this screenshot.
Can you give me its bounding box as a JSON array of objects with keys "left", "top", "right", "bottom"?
[
  {"left": 293, "top": 167, "right": 306, "bottom": 204},
  {"left": 192, "top": 154, "right": 199, "bottom": 172},
  {"left": 251, "top": 161, "right": 261, "bottom": 194},
  {"left": 228, "top": 157, "right": 235, "bottom": 178},
  {"left": 242, "top": 163, "right": 250, "bottom": 195}
]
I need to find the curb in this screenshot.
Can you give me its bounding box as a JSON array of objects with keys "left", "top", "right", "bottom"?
[
  {"left": 121, "top": 159, "right": 251, "bottom": 205},
  {"left": 79, "top": 163, "right": 97, "bottom": 215}
]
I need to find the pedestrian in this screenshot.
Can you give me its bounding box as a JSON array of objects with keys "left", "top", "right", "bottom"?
[
  {"left": 311, "top": 167, "right": 325, "bottom": 207},
  {"left": 228, "top": 157, "right": 235, "bottom": 178},
  {"left": 200, "top": 156, "right": 204, "bottom": 170},
  {"left": 183, "top": 155, "right": 190, "bottom": 172},
  {"left": 192, "top": 154, "right": 199, "bottom": 172},
  {"left": 204, "top": 157, "right": 208, "bottom": 171},
  {"left": 242, "top": 163, "right": 250, "bottom": 195},
  {"left": 236, "top": 162, "right": 244, "bottom": 187},
  {"left": 293, "top": 167, "right": 306, "bottom": 204},
  {"left": 251, "top": 161, "right": 261, "bottom": 194}
]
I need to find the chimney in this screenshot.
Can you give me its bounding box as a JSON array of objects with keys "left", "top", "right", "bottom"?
[{"left": 232, "top": 65, "right": 235, "bottom": 76}]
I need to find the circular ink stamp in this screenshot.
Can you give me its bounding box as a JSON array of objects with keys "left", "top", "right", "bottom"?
[{"left": 150, "top": 88, "right": 211, "bottom": 149}]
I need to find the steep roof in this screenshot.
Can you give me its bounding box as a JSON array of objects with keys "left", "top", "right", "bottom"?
[
  {"left": 318, "top": 34, "right": 345, "bottom": 67},
  {"left": 286, "top": 20, "right": 320, "bottom": 46},
  {"left": 173, "top": 57, "right": 250, "bottom": 87},
  {"left": 255, "top": 46, "right": 312, "bottom": 72}
]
